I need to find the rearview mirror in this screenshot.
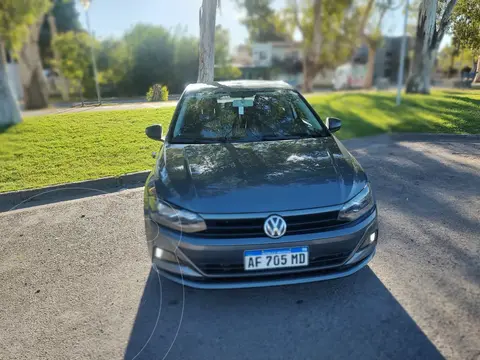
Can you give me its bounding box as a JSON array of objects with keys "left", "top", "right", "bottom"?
[
  {"left": 145, "top": 124, "right": 163, "bottom": 141},
  {"left": 325, "top": 117, "right": 342, "bottom": 133}
]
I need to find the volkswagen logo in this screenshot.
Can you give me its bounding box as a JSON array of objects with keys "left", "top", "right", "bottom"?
[{"left": 264, "top": 215, "right": 287, "bottom": 238}]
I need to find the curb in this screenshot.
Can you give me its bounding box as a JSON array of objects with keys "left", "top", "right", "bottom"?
[
  {"left": 0, "top": 171, "right": 150, "bottom": 212},
  {"left": 342, "top": 133, "right": 480, "bottom": 151},
  {"left": 390, "top": 133, "right": 480, "bottom": 142}
]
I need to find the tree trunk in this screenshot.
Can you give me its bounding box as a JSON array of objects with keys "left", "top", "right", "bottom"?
[
  {"left": 474, "top": 55, "right": 480, "bottom": 84},
  {"left": 302, "top": 0, "right": 323, "bottom": 93},
  {"left": 197, "top": 0, "right": 217, "bottom": 83},
  {"left": 302, "top": 57, "right": 315, "bottom": 93},
  {"left": 406, "top": 0, "right": 457, "bottom": 94},
  {"left": 406, "top": 0, "right": 437, "bottom": 94},
  {"left": 18, "top": 19, "right": 49, "bottom": 110},
  {"left": 0, "top": 40, "right": 22, "bottom": 126}
]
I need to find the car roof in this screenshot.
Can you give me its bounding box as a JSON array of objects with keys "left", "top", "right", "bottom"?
[{"left": 184, "top": 80, "right": 293, "bottom": 94}]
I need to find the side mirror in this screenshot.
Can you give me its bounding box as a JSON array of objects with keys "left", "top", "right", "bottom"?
[
  {"left": 325, "top": 117, "right": 342, "bottom": 133},
  {"left": 145, "top": 124, "right": 163, "bottom": 141}
]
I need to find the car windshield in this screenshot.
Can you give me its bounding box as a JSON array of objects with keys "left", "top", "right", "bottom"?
[{"left": 170, "top": 89, "right": 327, "bottom": 143}]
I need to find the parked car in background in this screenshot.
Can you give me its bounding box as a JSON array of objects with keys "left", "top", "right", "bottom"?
[{"left": 143, "top": 80, "right": 378, "bottom": 289}]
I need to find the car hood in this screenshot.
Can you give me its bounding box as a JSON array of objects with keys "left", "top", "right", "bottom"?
[{"left": 153, "top": 137, "right": 367, "bottom": 214}]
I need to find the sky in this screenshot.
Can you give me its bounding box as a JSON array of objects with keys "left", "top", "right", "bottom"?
[
  {"left": 76, "top": 0, "right": 448, "bottom": 51},
  {"left": 76, "top": 0, "right": 263, "bottom": 48}
]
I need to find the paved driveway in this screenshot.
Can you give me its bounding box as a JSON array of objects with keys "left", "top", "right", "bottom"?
[{"left": 0, "top": 136, "right": 479, "bottom": 360}]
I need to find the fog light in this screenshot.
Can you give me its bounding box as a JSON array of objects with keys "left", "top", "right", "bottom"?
[
  {"left": 153, "top": 247, "right": 179, "bottom": 263},
  {"left": 154, "top": 247, "right": 164, "bottom": 259},
  {"left": 369, "top": 232, "right": 376, "bottom": 243}
]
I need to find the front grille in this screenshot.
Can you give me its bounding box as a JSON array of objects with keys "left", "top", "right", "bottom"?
[
  {"left": 196, "top": 210, "right": 347, "bottom": 238},
  {"left": 198, "top": 251, "right": 350, "bottom": 275}
]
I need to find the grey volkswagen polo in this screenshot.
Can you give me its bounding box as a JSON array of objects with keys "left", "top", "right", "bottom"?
[{"left": 143, "top": 80, "right": 378, "bottom": 289}]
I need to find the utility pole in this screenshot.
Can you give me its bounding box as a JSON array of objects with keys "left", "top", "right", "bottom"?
[
  {"left": 81, "top": 0, "right": 101, "bottom": 105},
  {"left": 396, "top": 0, "right": 409, "bottom": 106}
]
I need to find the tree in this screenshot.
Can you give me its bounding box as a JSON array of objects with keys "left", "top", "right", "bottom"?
[
  {"left": 451, "top": 0, "right": 480, "bottom": 83},
  {"left": 39, "top": 0, "right": 81, "bottom": 67},
  {"left": 299, "top": 0, "right": 322, "bottom": 93},
  {"left": 406, "top": 0, "right": 457, "bottom": 94},
  {"left": 171, "top": 27, "right": 199, "bottom": 91},
  {"left": 38, "top": 0, "right": 81, "bottom": 101},
  {"left": 198, "top": 0, "right": 220, "bottom": 83},
  {"left": 96, "top": 38, "right": 130, "bottom": 96},
  {"left": 236, "top": 0, "right": 292, "bottom": 42},
  {"left": 95, "top": 25, "right": 199, "bottom": 96},
  {"left": 214, "top": 25, "right": 242, "bottom": 80},
  {"left": 51, "top": 31, "right": 94, "bottom": 101},
  {"left": 357, "top": 0, "right": 402, "bottom": 88},
  {"left": 0, "top": 0, "right": 51, "bottom": 124},
  {"left": 18, "top": 19, "right": 52, "bottom": 109},
  {"left": 438, "top": 44, "right": 475, "bottom": 75},
  {"left": 288, "top": 0, "right": 355, "bottom": 92},
  {"left": 123, "top": 24, "right": 175, "bottom": 95}
]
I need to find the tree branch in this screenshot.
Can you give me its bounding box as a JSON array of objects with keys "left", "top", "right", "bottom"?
[
  {"left": 358, "top": 0, "right": 375, "bottom": 39},
  {"left": 290, "top": 0, "right": 305, "bottom": 36},
  {"left": 435, "top": 0, "right": 458, "bottom": 49}
]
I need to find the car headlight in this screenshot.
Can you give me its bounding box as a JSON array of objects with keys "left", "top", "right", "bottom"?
[
  {"left": 338, "top": 184, "right": 375, "bottom": 222},
  {"left": 147, "top": 186, "right": 206, "bottom": 233}
]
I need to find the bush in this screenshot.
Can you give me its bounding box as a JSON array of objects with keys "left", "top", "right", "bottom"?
[{"left": 146, "top": 84, "right": 169, "bottom": 102}]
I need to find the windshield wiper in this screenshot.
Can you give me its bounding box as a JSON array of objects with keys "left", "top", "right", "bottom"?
[
  {"left": 171, "top": 137, "right": 220, "bottom": 144},
  {"left": 259, "top": 133, "right": 326, "bottom": 141}
]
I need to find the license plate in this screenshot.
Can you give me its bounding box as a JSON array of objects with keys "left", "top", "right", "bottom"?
[{"left": 244, "top": 247, "right": 309, "bottom": 271}]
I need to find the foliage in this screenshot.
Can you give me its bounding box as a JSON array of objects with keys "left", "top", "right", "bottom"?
[
  {"left": 146, "top": 84, "right": 169, "bottom": 102},
  {"left": 451, "top": 0, "right": 480, "bottom": 54},
  {"left": 124, "top": 24, "right": 175, "bottom": 94},
  {"left": 2, "top": 89, "right": 479, "bottom": 192},
  {"left": 285, "top": 0, "right": 357, "bottom": 70},
  {"left": 0, "top": 0, "right": 51, "bottom": 51},
  {"left": 95, "top": 38, "right": 130, "bottom": 96},
  {"left": 171, "top": 26, "right": 200, "bottom": 90},
  {"left": 215, "top": 25, "right": 230, "bottom": 67},
  {"left": 39, "top": 0, "right": 82, "bottom": 66},
  {"left": 51, "top": 31, "right": 96, "bottom": 92},
  {"left": 438, "top": 45, "right": 476, "bottom": 73},
  {"left": 48, "top": 23, "right": 233, "bottom": 97},
  {"left": 214, "top": 25, "right": 242, "bottom": 80},
  {"left": 235, "top": 0, "right": 292, "bottom": 42},
  {"left": 95, "top": 24, "right": 200, "bottom": 96},
  {"left": 214, "top": 65, "right": 242, "bottom": 80}
]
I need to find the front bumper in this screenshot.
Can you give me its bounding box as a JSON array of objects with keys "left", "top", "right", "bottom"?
[{"left": 145, "top": 209, "right": 378, "bottom": 289}]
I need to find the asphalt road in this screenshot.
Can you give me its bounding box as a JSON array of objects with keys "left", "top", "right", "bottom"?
[{"left": 1, "top": 136, "right": 479, "bottom": 360}]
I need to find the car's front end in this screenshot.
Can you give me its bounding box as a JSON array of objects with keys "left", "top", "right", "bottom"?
[{"left": 144, "top": 187, "right": 377, "bottom": 289}]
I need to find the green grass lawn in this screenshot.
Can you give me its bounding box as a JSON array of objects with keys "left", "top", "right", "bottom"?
[{"left": 1, "top": 89, "right": 479, "bottom": 192}]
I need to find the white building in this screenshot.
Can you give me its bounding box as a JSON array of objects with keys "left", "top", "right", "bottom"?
[{"left": 250, "top": 42, "right": 333, "bottom": 88}]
